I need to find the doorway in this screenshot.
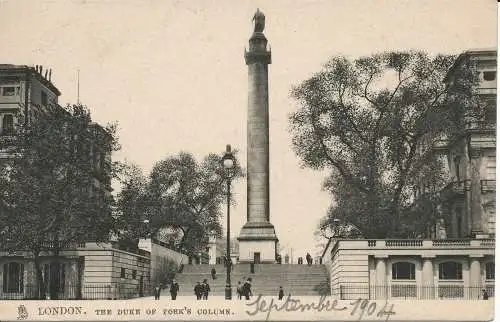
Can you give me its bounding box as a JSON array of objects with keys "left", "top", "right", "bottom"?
[{"left": 253, "top": 252, "right": 261, "bottom": 264}]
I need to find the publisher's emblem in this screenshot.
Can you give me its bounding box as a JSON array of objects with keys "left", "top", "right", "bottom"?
[{"left": 17, "top": 305, "right": 28, "bottom": 320}]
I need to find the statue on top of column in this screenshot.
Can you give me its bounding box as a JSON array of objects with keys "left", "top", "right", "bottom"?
[{"left": 252, "top": 8, "right": 265, "bottom": 32}]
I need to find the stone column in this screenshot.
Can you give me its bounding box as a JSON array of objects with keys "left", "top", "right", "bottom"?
[
  {"left": 238, "top": 9, "right": 278, "bottom": 263},
  {"left": 421, "top": 256, "right": 435, "bottom": 299},
  {"left": 468, "top": 147, "right": 483, "bottom": 235},
  {"left": 375, "top": 256, "right": 387, "bottom": 299},
  {"left": 469, "top": 256, "right": 482, "bottom": 299}
]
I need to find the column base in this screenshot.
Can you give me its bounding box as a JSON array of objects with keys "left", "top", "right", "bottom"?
[{"left": 237, "top": 222, "right": 278, "bottom": 263}]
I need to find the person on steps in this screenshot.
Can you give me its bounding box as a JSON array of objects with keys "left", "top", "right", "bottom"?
[
  {"left": 194, "top": 281, "right": 202, "bottom": 300},
  {"left": 170, "top": 279, "right": 179, "bottom": 300},
  {"left": 154, "top": 284, "right": 161, "bottom": 300},
  {"left": 202, "top": 279, "right": 210, "bottom": 300},
  {"left": 278, "top": 286, "right": 284, "bottom": 300}
]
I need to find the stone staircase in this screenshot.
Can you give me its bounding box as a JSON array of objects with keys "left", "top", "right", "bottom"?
[{"left": 172, "top": 264, "right": 330, "bottom": 296}]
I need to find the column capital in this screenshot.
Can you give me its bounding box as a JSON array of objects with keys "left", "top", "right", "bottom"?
[
  {"left": 469, "top": 254, "right": 484, "bottom": 259},
  {"left": 420, "top": 255, "right": 436, "bottom": 259},
  {"left": 374, "top": 255, "right": 388, "bottom": 259}
]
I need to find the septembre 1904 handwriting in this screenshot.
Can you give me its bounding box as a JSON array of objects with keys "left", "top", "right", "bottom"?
[{"left": 245, "top": 295, "right": 396, "bottom": 321}]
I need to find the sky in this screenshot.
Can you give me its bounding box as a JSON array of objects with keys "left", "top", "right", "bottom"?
[{"left": 0, "top": 0, "right": 496, "bottom": 259}]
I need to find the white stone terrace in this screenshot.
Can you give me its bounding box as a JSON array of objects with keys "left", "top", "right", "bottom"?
[{"left": 326, "top": 238, "right": 495, "bottom": 258}]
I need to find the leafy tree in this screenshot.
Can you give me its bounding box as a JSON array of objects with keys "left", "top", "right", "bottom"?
[
  {"left": 289, "top": 51, "right": 478, "bottom": 239},
  {"left": 114, "top": 162, "right": 149, "bottom": 250},
  {"left": 144, "top": 152, "right": 244, "bottom": 256},
  {"left": 0, "top": 104, "right": 119, "bottom": 299}
]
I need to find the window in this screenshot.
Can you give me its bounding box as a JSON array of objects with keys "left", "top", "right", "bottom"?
[
  {"left": 41, "top": 91, "right": 48, "bottom": 106},
  {"left": 2, "top": 262, "right": 24, "bottom": 293},
  {"left": 2, "top": 87, "right": 15, "bottom": 96},
  {"left": 483, "top": 71, "right": 496, "bottom": 81},
  {"left": 439, "top": 262, "right": 463, "bottom": 280},
  {"left": 132, "top": 270, "right": 137, "bottom": 279},
  {"left": 454, "top": 156, "right": 461, "bottom": 182},
  {"left": 486, "top": 262, "right": 495, "bottom": 280},
  {"left": 487, "top": 207, "right": 495, "bottom": 234},
  {"left": 392, "top": 262, "right": 416, "bottom": 280},
  {"left": 1, "top": 114, "right": 14, "bottom": 136},
  {"left": 120, "top": 268, "right": 126, "bottom": 278},
  {"left": 486, "top": 156, "right": 496, "bottom": 180}
]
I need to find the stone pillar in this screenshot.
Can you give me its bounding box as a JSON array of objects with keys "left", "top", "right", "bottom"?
[
  {"left": 421, "top": 256, "right": 435, "bottom": 299},
  {"left": 67, "top": 258, "right": 80, "bottom": 299},
  {"left": 375, "top": 256, "right": 387, "bottom": 299},
  {"left": 207, "top": 233, "right": 217, "bottom": 265},
  {"left": 468, "top": 147, "right": 483, "bottom": 235},
  {"left": 469, "top": 256, "right": 482, "bottom": 299},
  {"left": 24, "top": 258, "right": 36, "bottom": 299},
  {"left": 238, "top": 9, "right": 278, "bottom": 263}
]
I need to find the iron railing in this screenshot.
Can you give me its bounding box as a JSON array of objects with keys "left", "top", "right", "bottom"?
[
  {"left": 337, "top": 284, "right": 494, "bottom": 300},
  {"left": 0, "top": 283, "right": 152, "bottom": 300}
]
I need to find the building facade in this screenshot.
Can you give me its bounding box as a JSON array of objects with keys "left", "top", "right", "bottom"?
[
  {"left": 436, "top": 49, "right": 496, "bottom": 239},
  {"left": 0, "top": 64, "right": 150, "bottom": 300},
  {"left": 321, "top": 49, "right": 496, "bottom": 300}
]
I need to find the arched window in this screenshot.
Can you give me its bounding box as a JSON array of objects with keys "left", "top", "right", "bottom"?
[
  {"left": 2, "top": 262, "right": 24, "bottom": 293},
  {"left": 392, "top": 262, "right": 416, "bottom": 280},
  {"left": 1, "top": 114, "right": 14, "bottom": 135},
  {"left": 486, "top": 262, "right": 495, "bottom": 280},
  {"left": 439, "top": 262, "right": 463, "bottom": 280}
]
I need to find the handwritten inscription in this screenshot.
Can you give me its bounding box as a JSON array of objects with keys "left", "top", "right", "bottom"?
[{"left": 246, "top": 295, "right": 395, "bottom": 321}]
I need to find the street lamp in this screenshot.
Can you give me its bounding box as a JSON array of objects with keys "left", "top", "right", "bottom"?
[
  {"left": 221, "top": 144, "right": 236, "bottom": 300},
  {"left": 143, "top": 219, "right": 150, "bottom": 239}
]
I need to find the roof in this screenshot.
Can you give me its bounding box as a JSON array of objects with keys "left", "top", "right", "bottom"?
[{"left": 0, "top": 64, "right": 61, "bottom": 96}]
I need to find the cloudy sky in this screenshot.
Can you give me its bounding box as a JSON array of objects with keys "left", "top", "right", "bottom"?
[{"left": 0, "top": 0, "right": 496, "bottom": 259}]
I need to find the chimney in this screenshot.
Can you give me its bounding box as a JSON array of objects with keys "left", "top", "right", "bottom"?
[
  {"left": 49, "top": 69, "right": 52, "bottom": 81},
  {"left": 35, "top": 65, "right": 39, "bottom": 72},
  {"left": 39, "top": 65, "right": 43, "bottom": 75},
  {"left": 44, "top": 69, "right": 48, "bottom": 79}
]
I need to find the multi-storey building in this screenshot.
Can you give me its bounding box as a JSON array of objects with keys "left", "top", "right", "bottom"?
[
  {"left": 0, "top": 64, "right": 147, "bottom": 299},
  {"left": 321, "top": 49, "right": 496, "bottom": 300},
  {"left": 437, "top": 49, "right": 496, "bottom": 239}
]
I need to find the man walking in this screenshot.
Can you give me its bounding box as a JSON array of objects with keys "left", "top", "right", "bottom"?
[
  {"left": 194, "top": 281, "right": 202, "bottom": 300},
  {"left": 242, "top": 278, "right": 253, "bottom": 300},
  {"left": 278, "top": 286, "right": 284, "bottom": 300},
  {"left": 306, "top": 253, "right": 312, "bottom": 266},
  {"left": 202, "top": 279, "right": 210, "bottom": 300},
  {"left": 154, "top": 284, "right": 161, "bottom": 300},
  {"left": 170, "top": 279, "right": 179, "bottom": 300},
  {"left": 236, "top": 281, "right": 243, "bottom": 300}
]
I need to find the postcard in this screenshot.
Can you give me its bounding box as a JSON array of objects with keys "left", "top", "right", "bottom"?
[{"left": 0, "top": 0, "right": 496, "bottom": 321}]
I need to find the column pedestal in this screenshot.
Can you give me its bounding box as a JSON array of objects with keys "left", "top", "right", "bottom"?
[
  {"left": 374, "top": 256, "right": 387, "bottom": 299},
  {"left": 421, "top": 256, "right": 435, "bottom": 299},
  {"left": 469, "top": 256, "right": 482, "bottom": 299}
]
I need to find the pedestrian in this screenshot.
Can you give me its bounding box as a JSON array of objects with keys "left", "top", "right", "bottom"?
[
  {"left": 236, "top": 281, "right": 242, "bottom": 300},
  {"left": 202, "top": 279, "right": 210, "bottom": 300},
  {"left": 154, "top": 284, "right": 161, "bottom": 300},
  {"left": 194, "top": 281, "right": 202, "bottom": 300},
  {"left": 306, "top": 253, "right": 312, "bottom": 266},
  {"left": 278, "top": 286, "right": 284, "bottom": 300},
  {"left": 482, "top": 289, "right": 489, "bottom": 300},
  {"left": 211, "top": 267, "right": 216, "bottom": 280},
  {"left": 242, "top": 278, "right": 253, "bottom": 300},
  {"left": 170, "top": 279, "right": 179, "bottom": 300}
]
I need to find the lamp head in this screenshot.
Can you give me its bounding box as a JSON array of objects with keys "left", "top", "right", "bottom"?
[{"left": 222, "top": 144, "right": 236, "bottom": 177}]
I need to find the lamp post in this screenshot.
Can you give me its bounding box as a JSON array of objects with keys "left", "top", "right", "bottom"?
[
  {"left": 222, "top": 144, "right": 235, "bottom": 300},
  {"left": 333, "top": 218, "right": 341, "bottom": 238}
]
